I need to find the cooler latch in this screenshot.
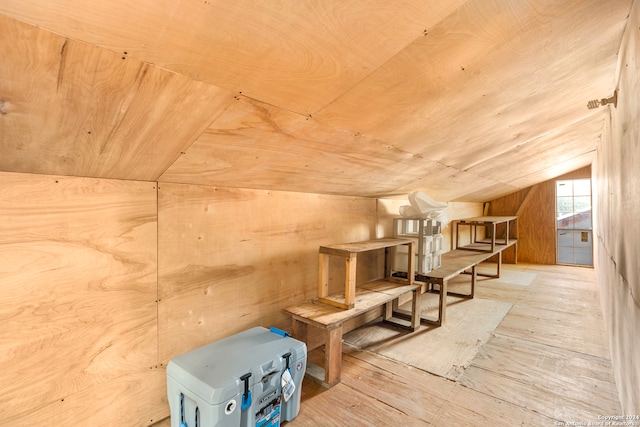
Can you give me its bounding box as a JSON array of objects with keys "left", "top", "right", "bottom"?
[
  {"left": 282, "top": 352, "right": 291, "bottom": 371},
  {"left": 240, "top": 372, "right": 252, "bottom": 411}
]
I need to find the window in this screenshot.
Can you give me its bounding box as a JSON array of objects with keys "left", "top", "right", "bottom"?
[{"left": 556, "top": 179, "right": 592, "bottom": 266}]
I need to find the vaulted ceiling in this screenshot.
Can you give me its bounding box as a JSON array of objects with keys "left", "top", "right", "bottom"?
[{"left": 0, "top": 0, "right": 632, "bottom": 201}]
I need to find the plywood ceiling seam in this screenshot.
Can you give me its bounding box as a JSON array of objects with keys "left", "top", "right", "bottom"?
[{"left": 151, "top": 94, "right": 239, "bottom": 181}]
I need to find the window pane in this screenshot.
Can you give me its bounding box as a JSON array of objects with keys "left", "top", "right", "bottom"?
[
  {"left": 556, "top": 180, "right": 573, "bottom": 197},
  {"left": 574, "top": 179, "right": 591, "bottom": 196},
  {"left": 574, "top": 210, "right": 592, "bottom": 229},
  {"left": 573, "top": 230, "right": 592, "bottom": 248},
  {"left": 558, "top": 245, "right": 574, "bottom": 264},
  {"left": 557, "top": 230, "right": 574, "bottom": 247},
  {"left": 557, "top": 196, "right": 573, "bottom": 213},
  {"left": 574, "top": 196, "right": 591, "bottom": 212},
  {"left": 574, "top": 247, "right": 593, "bottom": 265},
  {"left": 557, "top": 214, "right": 574, "bottom": 229},
  {"left": 556, "top": 178, "right": 592, "bottom": 266}
]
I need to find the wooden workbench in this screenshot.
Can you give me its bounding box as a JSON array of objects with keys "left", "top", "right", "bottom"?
[
  {"left": 455, "top": 216, "right": 518, "bottom": 253},
  {"left": 283, "top": 279, "right": 421, "bottom": 387},
  {"left": 410, "top": 239, "right": 517, "bottom": 326}
]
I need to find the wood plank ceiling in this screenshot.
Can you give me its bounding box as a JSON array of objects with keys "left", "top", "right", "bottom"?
[{"left": 0, "top": 0, "right": 631, "bottom": 201}]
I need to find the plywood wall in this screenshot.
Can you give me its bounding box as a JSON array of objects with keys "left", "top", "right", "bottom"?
[
  {"left": 0, "top": 172, "right": 164, "bottom": 425},
  {"left": 0, "top": 172, "right": 380, "bottom": 424},
  {"left": 593, "top": 0, "right": 640, "bottom": 413},
  {"left": 488, "top": 166, "right": 591, "bottom": 264},
  {"left": 156, "top": 184, "right": 378, "bottom": 362}
]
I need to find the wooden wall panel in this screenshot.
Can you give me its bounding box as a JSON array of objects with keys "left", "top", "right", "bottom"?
[
  {"left": 489, "top": 166, "right": 591, "bottom": 264},
  {"left": 0, "top": 172, "right": 161, "bottom": 425},
  {"left": 157, "top": 184, "right": 378, "bottom": 361},
  {"left": 593, "top": 0, "right": 640, "bottom": 413}
]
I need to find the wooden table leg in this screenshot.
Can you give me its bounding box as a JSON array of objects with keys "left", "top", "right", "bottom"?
[
  {"left": 291, "top": 319, "right": 307, "bottom": 343},
  {"left": 470, "top": 264, "right": 476, "bottom": 298},
  {"left": 324, "top": 327, "right": 343, "bottom": 386},
  {"left": 437, "top": 278, "right": 447, "bottom": 325},
  {"left": 410, "top": 287, "right": 421, "bottom": 330},
  {"left": 491, "top": 223, "right": 496, "bottom": 252}
]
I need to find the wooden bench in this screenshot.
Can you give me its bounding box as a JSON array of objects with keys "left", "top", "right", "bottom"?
[
  {"left": 283, "top": 280, "right": 421, "bottom": 387},
  {"left": 413, "top": 239, "right": 518, "bottom": 326}
]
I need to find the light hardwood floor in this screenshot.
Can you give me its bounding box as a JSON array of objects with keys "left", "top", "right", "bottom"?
[{"left": 288, "top": 263, "right": 621, "bottom": 426}]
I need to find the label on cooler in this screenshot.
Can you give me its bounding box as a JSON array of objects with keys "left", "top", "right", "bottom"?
[
  {"left": 256, "top": 397, "right": 281, "bottom": 427},
  {"left": 281, "top": 369, "right": 295, "bottom": 402}
]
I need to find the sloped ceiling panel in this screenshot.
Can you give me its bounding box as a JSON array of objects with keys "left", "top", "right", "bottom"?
[
  {"left": 0, "top": 0, "right": 467, "bottom": 115},
  {"left": 0, "top": 0, "right": 633, "bottom": 201},
  {"left": 313, "top": 0, "right": 628, "bottom": 198},
  {"left": 0, "top": 15, "right": 235, "bottom": 181},
  {"left": 159, "top": 96, "right": 434, "bottom": 197}
]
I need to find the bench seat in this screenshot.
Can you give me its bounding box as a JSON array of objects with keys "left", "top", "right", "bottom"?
[{"left": 283, "top": 279, "right": 420, "bottom": 387}]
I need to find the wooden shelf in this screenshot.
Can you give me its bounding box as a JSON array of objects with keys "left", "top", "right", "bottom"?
[
  {"left": 285, "top": 279, "right": 419, "bottom": 330},
  {"left": 456, "top": 216, "right": 518, "bottom": 253},
  {"left": 318, "top": 238, "right": 415, "bottom": 309},
  {"left": 283, "top": 279, "right": 421, "bottom": 386},
  {"left": 319, "top": 238, "right": 414, "bottom": 255}
]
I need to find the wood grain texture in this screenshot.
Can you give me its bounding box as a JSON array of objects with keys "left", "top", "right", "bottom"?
[
  {"left": 488, "top": 166, "right": 591, "bottom": 264},
  {"left": 157, "top": 183, "right": 378, "bottom": 361},
  {"left": 0, "top": 15, "right": 235, "bottom": 181},
  {"left": 159, "top": 96, "right": 434, "bottom": 197},
  {"left": 0, "top": 0, "right": 465, "bottom": 115},
  {"left": 314, "top": 0, "right": 627, "bottom": 198},
  {"left": 593, "top": 0, "right": 640, "bottom": 412},
  {"left": 1, "top": 2, "right": 627, "bottom": 202},
  {"left": 153, "top": 263, "right": 620, "bottom": 426},
  {"left": 0, "top": 172, "right": 161, "bottom": 425},
  {"left": 461, "top": 334, "right": 620, "bottom": 421}
]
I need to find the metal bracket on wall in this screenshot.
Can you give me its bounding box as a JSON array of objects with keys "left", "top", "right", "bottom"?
[{"left": 587, "top": 89, "right": 618, "bottom": 109}]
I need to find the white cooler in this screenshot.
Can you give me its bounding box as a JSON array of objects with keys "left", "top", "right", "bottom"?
[{"left": 167, "top": 326, "right": 306, "bottom": 427}]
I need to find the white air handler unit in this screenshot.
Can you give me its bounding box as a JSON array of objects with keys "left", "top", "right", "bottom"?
[{"left": 167, "top": 326, "right": 306, "bottom": 427}]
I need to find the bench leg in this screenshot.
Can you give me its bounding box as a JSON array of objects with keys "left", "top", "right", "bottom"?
[
  {"left": 383, "top": 288, "right": 422, "bottom": 332},
  {"left": 419, "top": 278, "right": 447, "bottom": 326},
  {"left": 475, "top": 251, "right": 502, "bottom": 279},
  {"left": 438, "top": 279, "right": 447, "bottom": 324},
  {"left": 325, "top": 327, "right": 343, "bottom": 386},
  {"left": 411, "top": 287, "right": 421, "bottom": 330},
  {"left": 470, "top": 264, "right": 476, "bottom": 297},
  {"left": 450, "top": 265, "right": 477, "bottom": 299}
]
